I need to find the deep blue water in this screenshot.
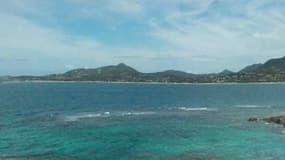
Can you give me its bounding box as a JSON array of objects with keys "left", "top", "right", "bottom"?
[{"left": 1, "top": 82, "right": 285, "bottom": 160}]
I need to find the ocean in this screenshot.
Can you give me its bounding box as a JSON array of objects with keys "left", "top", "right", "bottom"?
[{"left": 1, "top": 82, "right": 285, "bottom": 160}]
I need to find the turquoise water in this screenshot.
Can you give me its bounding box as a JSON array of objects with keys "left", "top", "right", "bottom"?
[{"left": 1, "top": 83, "right": 285, "bottom": 159}]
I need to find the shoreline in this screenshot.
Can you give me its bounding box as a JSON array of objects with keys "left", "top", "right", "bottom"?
[{"left": 2, "top": 80, "right": 285, "bottom": 85}]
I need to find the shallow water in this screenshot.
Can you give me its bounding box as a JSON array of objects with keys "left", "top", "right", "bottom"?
[{"left": 1, "top": 83, "right": 285, "bottom": 160}]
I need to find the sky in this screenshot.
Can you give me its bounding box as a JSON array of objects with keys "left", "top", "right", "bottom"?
[{"left": 1, "top": 0, "right": 285, "bottom": 75}]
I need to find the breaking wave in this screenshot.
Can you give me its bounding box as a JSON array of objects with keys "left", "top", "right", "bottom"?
[
  {"left": 63, "top": 111, "right": 156, "bottom": 122},
  {"left": 64, "top": 113, "right": 106, "bottom": 122},
  {"left": 176, "top": 107, "right": 217, "bottom": 112},
  {"left": 235, "top": 105, "right": 271, "bottom": 108}
]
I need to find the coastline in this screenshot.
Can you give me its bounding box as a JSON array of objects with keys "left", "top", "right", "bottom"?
[{"left": 2, "top": 80, "right": 285, "bottom": 85}]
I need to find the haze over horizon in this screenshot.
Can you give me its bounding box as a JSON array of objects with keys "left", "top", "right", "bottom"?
[{"left": 1, "top": 0, "right": 285, "bottom": 75}]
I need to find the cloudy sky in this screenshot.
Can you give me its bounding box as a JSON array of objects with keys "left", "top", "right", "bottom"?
[{"left": 1, "top": 0, "right": 285, "bottom": 75}]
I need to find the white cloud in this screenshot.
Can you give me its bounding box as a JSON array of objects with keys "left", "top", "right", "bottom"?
[
  {"left": 0, "top": 13, "right": 111, "bottom": 74},
  {"left": 107, "top": 0, "right": 143, "bottom": 15},
  {"left": 253, "top": 32, "right": 279, "bottom": 39},
  {"left": 70, "top": 0, "right": 144, "bottom": 17},
  {"left": 0, "top": 12, "right": 180, "bottom": 74},
  {"left": 148, "top": 0, "right": 285, "bottom": 70},
  {"left": 1, "top": 0, "right": 285, "bottom": 74},
  {"left": 0, "top": 13, "right": 102, "bottom": 55}
]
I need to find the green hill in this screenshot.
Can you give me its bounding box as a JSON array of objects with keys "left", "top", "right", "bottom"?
[
  {"left": 7, "top": 56, "right": 285, "bottom": 83},
  {"left": 240, "top": 56, "right": 285, "bottom": 74}
]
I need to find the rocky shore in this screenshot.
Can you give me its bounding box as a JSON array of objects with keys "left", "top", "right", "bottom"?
[{"left": 248, "top": 115, "right": 285, "bottom": 127}]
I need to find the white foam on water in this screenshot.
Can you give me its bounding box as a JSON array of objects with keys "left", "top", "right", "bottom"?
[
  {"left": 235, "top": 105, "right": 270, "bottom": 108},
  {"left": 104, "top": 112, "right": 110, "bottom": 115},
  {"left": 63, "top": 106, "right": 221, "bottom": 122},
  {"left": 64, "top": 113, "right": 104, "bottom": 122},
  {"left": 177, "top": 107, "right": 217, "bottom": 111},
  {"left": 120, "top": 111, "right": 156, "bottom": 116},
  {"left": 63, "top": 111, "right": 156, "bottom": 122}
]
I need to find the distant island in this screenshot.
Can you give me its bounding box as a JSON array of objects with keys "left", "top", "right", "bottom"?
[{"left": 3, "top": 56, "right": 285, "bottom": 83}]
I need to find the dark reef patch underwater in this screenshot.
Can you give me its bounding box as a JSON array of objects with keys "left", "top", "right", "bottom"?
[{"left": 1, "top": 83, "right": 285, "bottom": 160}]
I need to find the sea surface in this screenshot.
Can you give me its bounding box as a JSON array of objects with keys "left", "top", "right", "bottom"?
[{"left": 1, "top": 82, "right": 285, "bottom": 160}]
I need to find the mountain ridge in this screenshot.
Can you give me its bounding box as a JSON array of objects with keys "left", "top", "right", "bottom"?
[{"left": 4, "top": 56, "right": 285, "bottom": 83}]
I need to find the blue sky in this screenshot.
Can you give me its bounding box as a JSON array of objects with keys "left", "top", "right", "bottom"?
[{"left": 1, "top": 0, "right": 285, "bottom": 75}]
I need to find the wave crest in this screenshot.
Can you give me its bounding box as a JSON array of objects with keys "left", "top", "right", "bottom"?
[
  {"left": 176, "top": 107, "right": 217, "bottom": 111},
  {"left": 64, "top": 113, "right": 105, "bottom": 122},
  {"left": 63, "top": 111, "right": 156, "bottom": 122},
  {"left": 235, "top": 105, "right": 271, "bottom": 108}
]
